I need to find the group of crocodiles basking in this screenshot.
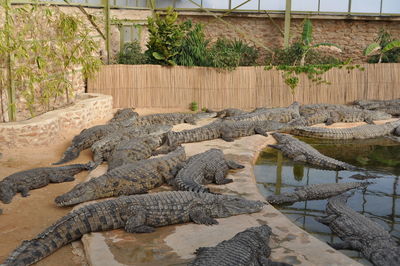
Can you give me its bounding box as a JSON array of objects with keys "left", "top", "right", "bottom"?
[{"left": 1, "top": 99, "right": 400, "bottom": 265}]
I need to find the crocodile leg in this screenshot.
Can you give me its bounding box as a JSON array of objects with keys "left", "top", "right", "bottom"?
[
  {"left": 189, "top": 202, "right": 218, "bottom": 225},
  {"left": 221, "top": 134, "right": 235, "bottom": 142},
  {"left": 214, "top": 170, "right": 233, "bottom": 185},
  {"left": 328, "top": 239, "right": 363, "bottom": 251},
  {"left": 254, "top": 127, "right": 269, "bottom": 137},
  {"left": 328, "top": 241, "right": 353, "bottom": 250},
  {"left": 49, "top": 175, "right": 75, "bottom": 183},
  {"left": 124, "top": 205, "right": 155, "bottom": 233},
  {"left": 364, "top": 117, "right": 374, "bottom": 124},
  {"left": 315, "top": 214, "right": 337, "bottom": 224},
  {"left": 226, "top": 160, "right": 245, "bottom": 169},
  {"left": 184, "top": 117, "right": 197, "bottom": 125},
  {"left": 18, "top": 186, "right": 30, "bottom": 197}
]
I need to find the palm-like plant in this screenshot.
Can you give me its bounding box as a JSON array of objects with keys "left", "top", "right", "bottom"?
[
  {"left": 364, "top": 29, "right": 400, "bottom": 63},
  {"left": 298, "top": 19, "right": 342, "bottom": 66}
]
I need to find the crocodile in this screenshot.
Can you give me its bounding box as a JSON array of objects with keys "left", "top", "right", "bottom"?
[
  {"left": 173, "top": 149, "right": 244, "bottom": 193},
  {"left": 290, "top": 119, "right": 400, "bottom": 140},
  {"left": 165, "top": 121, "right": 223, "bottom": 146},
  {"left": 266, "top": 182, "right": 370, "bottom": 205},
  {"left": 207, "top": 108, "right": 248, "bottom": 118},
  {"left": 131, "top": 112, "right": 217, "bottom": 126},
  {"left": 0, "top": 162, "right": 95, "bottom": 204},
  {"left": 372, "top": 105, "right": 400, "bottom": 116},
  {"left": 220, "top": 120, "right": 289, "bottom": 142},
  {"left": 108, "top": 108, "right": 138, "bottom": 124},
  {"left": 189, "top": 225, "right": 292, "bottom": 266},
  {"left": 353, "top": 98, "right": 400, "bottom": 110},
  {"left": 53, "top": 122, "right": 128, "bottom": 165},
  {"left": 288, "top": 111, "right": 331, "bottom": 127},
  {"left": 107, "top": 134, "right": 166, "bottom": 171},
  {"left": 55, "top": 146, "right": 186, "bottom": 206},
  {"left": 299, "top": 103, "right": 355, "bottom": 116},
  {"left": 91, "top": 125, "right": 172, "bottom": 166},
  {"left": 224, "top": 102, "right": 300, "bottom": 123},
  {"left": 326, "top": 109, "right": 392, "bottom": 125},
  {"left": 4, "top": 191, "right": 264, "bottom": 266},
  {"left": 269, "top": 133, "right": 360, "bottom": 170},
  {"left": 315, "top": 193, "right": 400, "bottom": 266}
]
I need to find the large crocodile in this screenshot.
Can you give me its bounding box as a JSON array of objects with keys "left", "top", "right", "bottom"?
[
  {"left": 91, "top": 125, "right": 171, "bottom": 166},
  {"left": 4, "top": 191, "right": 264, "bottom": 266},
  {"left": 353, "top": 98, "right": 400, "bottom": 110},
  {"left": 108, "top": 108, "right": 138, "bottom": 124},
  {"left": 326, "top": 109, "right": 391, "bottom": 125},
  {"left": 55, "top": 147, "right": 186, "bottom": 206},
  {"left": 165, "top": 121, "right": 223, "bottom": 146},
  {"left": 207, "top": 108, "right": 248, "bottom": 118},
  {"left": 107, "top": 134, "right": 165, "bottom": 170},
  {"left": 299, "top": 103, "right": 353, "bottom": 116},
  {"left": 290, "top": 119, "right": 400, "bottom": 139},
  {"left": 267, "top": 182, "right": 369, "bottom": 205},
  {"left": 131, "top": 112, "right": 217, "bottom": 126},
  {"left": 288, "top": 111, "right": 331, "bottom": 127},
  {"left": 224, "top": 102, "right": 300, "bottom": 123},
  {"left": 189, "top": 225, "right": 292, "bottom": 266},
  {"left": 316, "top": 193, "right": 400, "bottom": 266},
  {"left": 174, "top": 149, "right": 244, "bottom": 193},
  {"left": 53, "top": 122, "right": 129, "bottom": 165},
  {"left": 0, "top": 162, "right": 94, "bottom": 204},
  {"left": 269, "top": 133, "right": 360, "bottom": 170},
  {"left": 220, "top": 120, "right": 288, "bottom": 142}
]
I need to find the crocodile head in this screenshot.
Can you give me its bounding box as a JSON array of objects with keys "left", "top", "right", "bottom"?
[
  {"left": 245, "top": 224, "right": 272, "bottom": 239},
  {"left": 211, "top": 194, "right": 265, "bottom": 218},
  {"left": 0, "top": 181, "right": 16, "bottom": 204},
  {"left": 271, "top": 132, "right": 292, "bottom": 144},
  {"left": 195, "top": 111, "right": 217, "bottom": 120},
  {"left": 55, "top": 180, "right": 97, "bottom": 207}
]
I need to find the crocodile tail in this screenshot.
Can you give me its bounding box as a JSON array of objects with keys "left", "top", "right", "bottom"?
[
  {"left": 2, "top": 211, "right": 88, "bottom": 266},
  {"left": 52, "top": 146, "right": 80, "bottom": 165}
]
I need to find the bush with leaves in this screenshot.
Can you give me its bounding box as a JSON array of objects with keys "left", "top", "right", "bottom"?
[
  {"left": 365, "top": 29, "right": 400, "bottom": 63},
  {"left": 145, "top": 7, "right": 191, "bottom": 65},
  {"left": 117, "top": 41, "right": 148, "bottom": 65},
  {"left": 175, "top": 21, "right": 209, "bottom": 67},
  {"left": 208, "top": 38, "right": 259, "bottom": 70}
]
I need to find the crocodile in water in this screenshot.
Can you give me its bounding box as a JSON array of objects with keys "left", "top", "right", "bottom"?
[
  {"left": 4, "top": 191, "right": 264, "bottom": 266},
  {"left": 315, "top": 193, "right": 400, "bottom": 266},
  {"left": 55, "top": 146, "right": 186, "bottom": 206},
  {"left": 269, "top": 133, "right": 360, "bottom": 170},
  {"left": 267, "top": 182, "right": 370, "bottom": 205}
]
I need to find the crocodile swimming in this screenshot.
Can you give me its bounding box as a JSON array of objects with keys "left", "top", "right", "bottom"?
[
  {"left": 174, "top": 149, "right": 244, "bottom": 193},
  {"left": 107, "top": 134, "right": 166, "bottom": 171},
  {"left": 91, "top": 125, "right": 172, "bottom": 166},
  {"left": 269, "top": 133, "right": 360, "bottom": 170},
  {"left": 0, "top": 162, "right": 95, "bottom": 204},
  {"left": 316, "top": 193, "right": 400, "bottom": 266},
  {"left": 224, "top": 102, "right": 300, "bottom": 123},
  {"left": 290, "top": 119, "right": 400, "bottom": 139},
  {"left": 4, "top": 191, "right": 265, "bottom": 266},
  {"left": 189, "top": 225, "right": 292, "bottom": 266},
  {"left": 267, "top": 182, "right": 370, "bottom": 205},
  {"left": 55, "top": 146, "right": 186, "bottom": 206}
]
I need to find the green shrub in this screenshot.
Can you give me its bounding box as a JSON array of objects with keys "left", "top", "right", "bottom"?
[
  {"left": 365, "top": 29, "right": 400, "bottom": 63},
  {"left": 175, "top": 22, "right": 209, "bottom": 67},
  {"left": 117, "top": 41, "right": 148, "bottom": 65},
  {"left": 208, "top": 38, "right": 258, "bottom": 70},
  {"left": 190, "top": 101, "right": 198, "bottom": 111},
  {"left": 145, "top": 7, "right": 190, "bottom": 65}
]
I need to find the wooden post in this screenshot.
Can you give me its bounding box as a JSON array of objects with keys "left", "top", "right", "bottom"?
[
  {"left": 5, "top": 0, "right": 16, "bottom": 121},
  {"left": 104, "top": 0, "right": 111, "bottom": 64},
  {"left": 284, "top": 0, "right": 291, "bottom": 48}
]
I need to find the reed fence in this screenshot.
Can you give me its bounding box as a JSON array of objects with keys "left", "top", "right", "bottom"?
[{"left": 87, "top": 64, "right": 400, "bottom": 110}]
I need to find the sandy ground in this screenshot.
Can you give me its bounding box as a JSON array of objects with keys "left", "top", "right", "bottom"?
[{"left": 0, "top": 108, "right": 191, "bottom": 265}]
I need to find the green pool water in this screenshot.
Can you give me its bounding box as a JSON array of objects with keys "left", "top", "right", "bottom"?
[{"left": 254, "top": 137, "right": 400, "bottom": 265}]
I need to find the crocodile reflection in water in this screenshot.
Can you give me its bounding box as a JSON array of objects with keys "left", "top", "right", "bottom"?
[{"left": 255, "top": 138, "right": 400, "bottom": 263}]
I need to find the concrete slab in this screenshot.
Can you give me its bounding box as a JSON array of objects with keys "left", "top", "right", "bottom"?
[{"left": 77, "top": 125, "right": 362, "bottom": 266}]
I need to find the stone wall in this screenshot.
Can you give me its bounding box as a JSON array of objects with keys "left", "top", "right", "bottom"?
[
  {"left": 0, "top": 93, "right": 113, "bottom": 149},
  {"left": 178, "top": 13, "right": 400, "bottom": 63}
]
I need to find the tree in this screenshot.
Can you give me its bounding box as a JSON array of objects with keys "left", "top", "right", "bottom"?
[{"left": 364, "top": 29, "right": 400, "bottom": 63}]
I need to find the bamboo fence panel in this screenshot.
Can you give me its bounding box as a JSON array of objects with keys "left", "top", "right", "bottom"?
[{"left": 88, "top": 64, "right": 400, "bottom": 110}]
